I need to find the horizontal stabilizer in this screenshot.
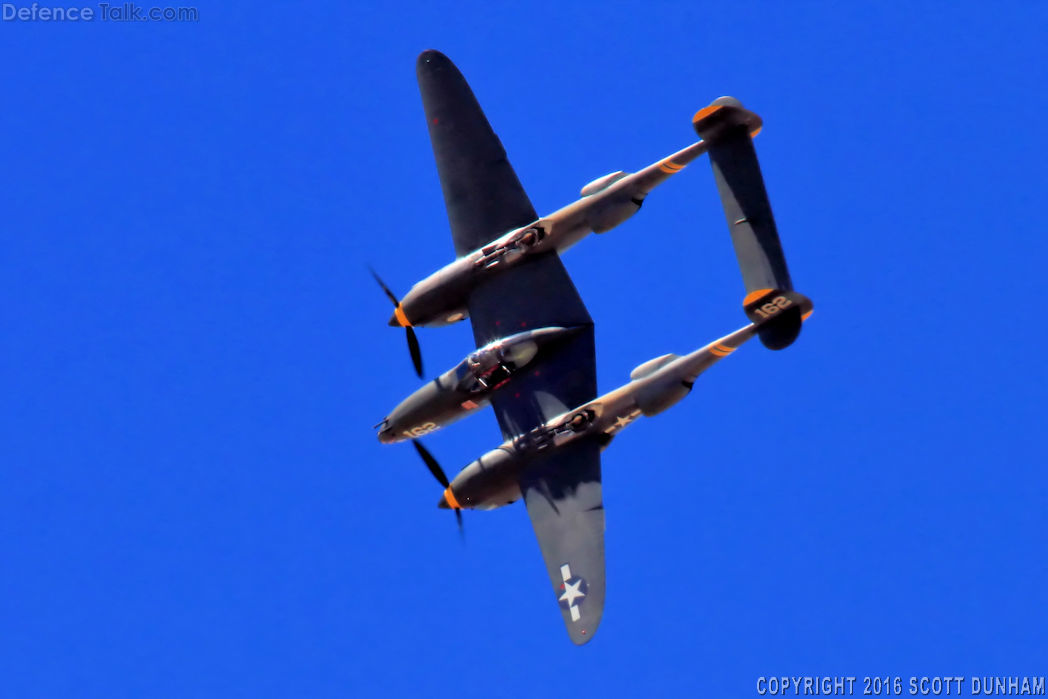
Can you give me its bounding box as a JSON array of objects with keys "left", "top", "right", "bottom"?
[
  {"left": 743, "top": 289, "right": 813, "bottom": 350},
  {"left": 694, "top": 98, "right": 804, "bottom": 350}
]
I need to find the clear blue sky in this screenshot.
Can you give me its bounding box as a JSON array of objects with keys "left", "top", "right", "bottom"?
[{"left": 3, "top": 3, "right": 1046, "bottom": 696}]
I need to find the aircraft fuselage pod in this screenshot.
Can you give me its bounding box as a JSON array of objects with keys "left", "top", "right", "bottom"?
[
  {"left": 377, "top": 326, "right": 582, "bottom": 443},
  {"left": 387, "top": 139, "right": 712, "bottom": 330}
]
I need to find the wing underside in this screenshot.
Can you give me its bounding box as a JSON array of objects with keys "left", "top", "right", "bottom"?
[
  {"left": 418, "top": 51, "right": 596, "bottom": 440},
  {"left": 418, "top": 50, "right": 604, "bottom": 644},
  {"left": 519, "top": 438, "right": 605, "bottom": 645},
  {"left": 467, "top": 251, "right": 594, "bottom": 440},
  {"left": 417, "top": 50, "right": 538, "bottom": 258}
]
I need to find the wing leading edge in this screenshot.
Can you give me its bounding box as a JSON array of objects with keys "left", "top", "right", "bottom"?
[
  {"left": 417, "top": 50, "right": 538, "bottom": 258},
  {"left": 519, "top": 438, "right": 605, "bottom": 645}
]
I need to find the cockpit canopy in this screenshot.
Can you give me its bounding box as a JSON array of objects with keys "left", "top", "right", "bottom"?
[{"left": 455, "top": 336, "right": 541, "bottom": 393}]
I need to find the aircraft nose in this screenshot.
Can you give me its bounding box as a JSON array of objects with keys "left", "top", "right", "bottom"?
[
  {"left": 375, "top": 418, "right": 393, "bottom": 444},
  {"left": 437, "top": 493, "right": 450, "bottom": 509},
  {"left": 388, "top": 309, "right": 401, "bottom": 327}
]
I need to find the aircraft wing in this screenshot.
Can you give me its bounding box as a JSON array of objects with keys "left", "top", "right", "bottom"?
[
  {"left": 466, "top": 251, "right": 595, "bottom": 440},
  {"left": 419, "top": 50, "right": 605, "bottom": 645},
  {"left": 417, "top": 50, "right": 538, "bottom": 258},
  {"left": 418, "top": 51, "right": 596, "bottom": 438},
  {"left": 519, "top": 438, "right": 605, "bottom": 645}
]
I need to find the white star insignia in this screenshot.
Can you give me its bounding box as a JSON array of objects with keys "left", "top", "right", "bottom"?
[
  {"left": 606, "top": 410, "right": 640, "bottom": 434},
  {"left": 559, "top": 578, "right": 586, "bottom": 607}
]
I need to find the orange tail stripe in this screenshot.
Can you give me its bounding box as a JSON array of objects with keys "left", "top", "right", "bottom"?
[
  {"left": 692, "top": 104, "right": 723, "bottom": 124},
  {"left": 743, "top": 288, "right": 774, "bottom": 306}
]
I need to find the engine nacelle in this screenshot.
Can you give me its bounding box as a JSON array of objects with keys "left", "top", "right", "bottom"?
[
  {"left": 633, "top": 375, "right": 692, "bottom": 417},
  {"left": 580, "top": 171, "right": 629, "bottom": 197},
  {"left": 474, "top": 225, "right": 546, "bottom": 269},
  {"left": 587, "top": 194, "right": 642, "bottom": 233},
  {"left": 451, "top": 447, "right": 522, "bottom": 510}
]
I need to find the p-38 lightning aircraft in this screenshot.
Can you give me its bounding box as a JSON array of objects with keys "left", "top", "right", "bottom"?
[{"left": 373, "top": 50, "right": 810, "bottom": 644}]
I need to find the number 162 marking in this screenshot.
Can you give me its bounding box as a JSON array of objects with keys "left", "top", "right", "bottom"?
[{"left": 752, "top": 295, "right": 792, "bottom": 319}]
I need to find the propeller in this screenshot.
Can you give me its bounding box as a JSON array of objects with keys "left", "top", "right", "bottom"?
[
  {"left": 369, "top": 266, "right": 424, "bottom": 378},
  {"left": 412, "top": 440, "right": 463, "bottom": 535}
]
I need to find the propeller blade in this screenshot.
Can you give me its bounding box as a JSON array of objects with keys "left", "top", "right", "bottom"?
[
  {"left": 368, "top": 266, "right": 400, "bottom": 306},
  {"left": 412, "top": 440, "right": 465, "bottom": 538},
  {"left": 406, "top": 327, "right": 423, "bottom": 377},
  {"left": 370, "top": 266, "right": 425, "bottom": 377},
  {"left": 412, "top": 440, "right": 449, "bottom": 488}
]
